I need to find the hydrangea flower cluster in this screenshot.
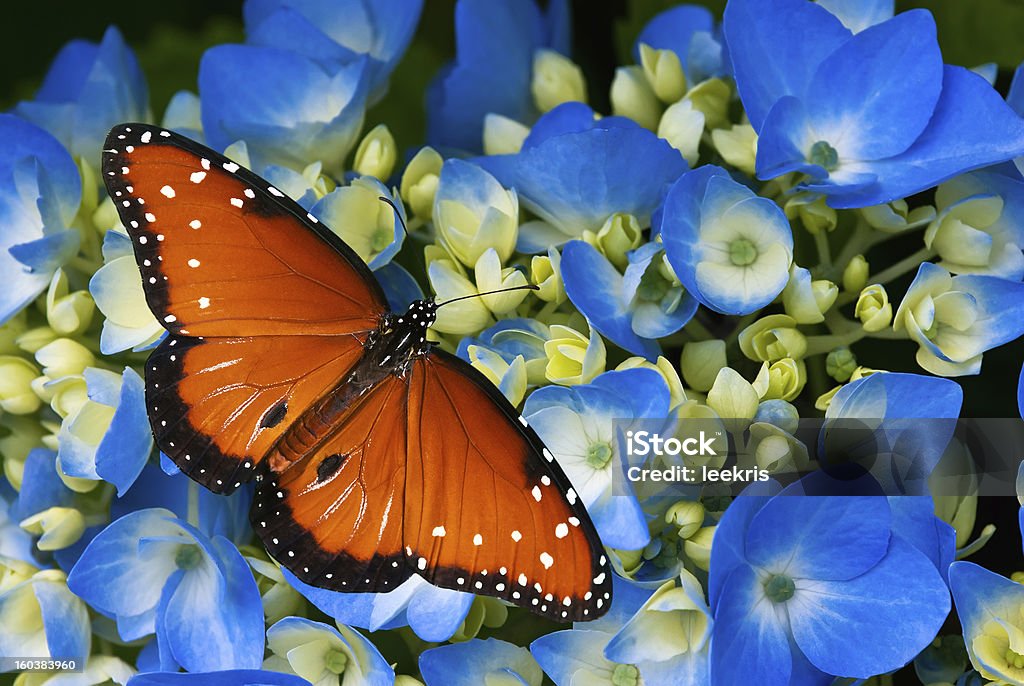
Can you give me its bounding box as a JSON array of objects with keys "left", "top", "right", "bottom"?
[{"left": 3, "top": 1, "right": 1024, "bottom": 684}]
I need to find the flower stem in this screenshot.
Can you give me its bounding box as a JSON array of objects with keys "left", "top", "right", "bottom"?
[{"left": 835, "top": 246, "right": 936, "bottom": 306}]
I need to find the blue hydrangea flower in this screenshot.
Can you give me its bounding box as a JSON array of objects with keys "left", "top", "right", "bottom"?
[
  {"left": 0, "top": 568, "right": 91, "bottom": 663},
  {"left": 0, "top": 115, "right": 81, "bottom": 324},
  {"left": 15, "top": 26, "right": 148, "bottom": 162},
  {"left": 13, "top": 448, "right": 91, "bottom": 557},
  {"left": 562, "top": 241, "right": 696, "bottom": 359},
  {"left": 420, "top": 638, "right": 542, "bottom": 686},
  {"left": 660, "top": 165, "right": 794, "bottom": 315},
  {"left": 634, "top": 5, "right": 725, "bottom": 84},
  {"left": 262, "top": 616, "right": 394, "bottom": 686},
  {"left": 375, "top": 262, "right": 424, "bottom": 312},
  {"left": 926, "top": 170, "right": 1024, "bottom": 280},
  {"left": 67, "top": 508, "right": 264, "bottom": 673},
  {"left": 479, "top": 104, "right": 688, "bottom": 252},
  {"left": 457, "top": 318, "right": 549, "bottom": 382},
  {"left": 58, "top": 367, "right": 152, "bottom": 496},
  {"left": 524, "top": 368, "right": 671, "bottom": 550},
  {"left": 243, "top": 0, "right": 423, "bottom": 99},
  {"left": 949, "top": 509, "right": 1024, "bottom": 684},
  {"left": 285, "top": 571, "right": 473, "bottom": 643},
  {"left": 894, "top": 261, "right": 1024, "bottom": 376},
  {"left": 824, "top": 371, "right": 963, "bottom": 495},
  {"left": 726, "top": 0, "right": 1024, "bottom": 207},
  {"left": 708, "top": 480, "right": 952, "bottom": 685},
  {"left": 199, "top": 46, "right": 370, "bottom": 174},
  {"left": 427, "top": 0, "right": 569, "bottom": 152},
  {"left": 0, "top": 477, "right": 37, "bottom": 564}
]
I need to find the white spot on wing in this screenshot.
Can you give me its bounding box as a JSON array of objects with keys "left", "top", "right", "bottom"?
[
  {"left": 511, "top": 530, "right": 522, "bottom": 542},
  {"left": 540, "top": 552, "right": 554, "bottom": 569},
  {"left": 555, "top": 523, "right": 569, "bottom": 538},
  {"left": 432, "top": 525, "right": 446, "bottom": 537},
  {"left": 190, "top": 171, "right": 206, "bottom": 183},
  {"left": 532, "top": 485, "right": 542, "bottom": 502},
  {"left": 223, "top": 162, "right": 239, "bottom": 172},
  {"left": 189, "top": 219, "right": 202, "bottom": 229},
  {"left": 160, "top": 185, "right": 175, "bottom": 198},
  {"left": 141, "top": 131, "right": 152, "bottom": 143},
  {"left": 473, "top": 534, "right": 483, "bottom": 546},
  {"left": 198, "top": 297, "right": 210, "bottom": 309},
  {"left": 230, "top": 198, "right": 243, "bottom": 208},
  {"left": 188, "top": 258, "right": 200, "bottom": 268}
]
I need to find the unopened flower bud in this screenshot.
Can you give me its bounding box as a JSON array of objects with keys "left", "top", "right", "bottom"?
[
  {"left": 353, "top": 124, "right": 397, "bottom": 180},
  {"left": 680, "top": 339, "right": 727, "bottom": 392},
  {"left": 544, "top": 324, "right": 606, "bottom": 386},
  {"left": 782, "top": 265, "right": 837, "bottom": 324},
  {"left": 400, "top": 146, "right": 443, "bottom": 219},
  {"left": 638, "top": 44, "right": 686, "bottom": 103},
  {"left": 530, "top": 248, "right": 566, "bottom": 304},
  {"left": 532, "top": 49, "right": 587, "bottom": 113},
  {"left": 666, "top": 500, "right": 705, "bottom": 539},
  {"left": 684, "top": 525, "right": 715, "bottom": 571},
  {"left": 739, "top": 315, "right": 807, "bottom": 362},
  {"left": 752, "top": 358, "right": 806, "bottom": 402},
  {"left": 855, "top": 284, "right": 892, "bottom": 332},
  {"left": 842, "top": 255, "right": 869, "bottom": 293},
  {"left": 784, "top": 193, "right": 837, "bottom": 235},
  {"left": 585, "top": 212, "right": 642, "bottom": 270},
  {"left": 658, "top": 99, "right": 704, "bottom": 165},
  {"left": 483, "top": 114, "right": 530, "bottom": 156},
  {"left": 711, "top": 123, "right": 757, "bottom": 176},
  {"left": 0, "top": 356, "right": 41, "bottom": 414},
  {"left": 611, "top": 65, "right": 662, "bottom": 130},
  {"left": 826, "top": 347, "right": 858, "bottom": 382},
  {"left": 19, "top": 506, "right": 86, "bottom": 551},
  {"left": 35, "top": 338, "right": 94, "bottom": 379}
]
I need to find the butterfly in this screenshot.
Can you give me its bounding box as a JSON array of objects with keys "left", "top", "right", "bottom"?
[{"left": 100, "top": 123, "right": 612, "bottom": 621}]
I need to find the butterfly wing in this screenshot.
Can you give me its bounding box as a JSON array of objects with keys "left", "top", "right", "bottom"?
[
  {"left": 255, "top": 351, "right": 611, "bottom": 620},
  {"left": 102, "top": 123, "right": 388, "bottom": 491},
  {"left": 102, "top": 123, "right": 388, "bottom": 338},
  {"left": 406, "top": 352, "right": 611, "bottom": 620}
]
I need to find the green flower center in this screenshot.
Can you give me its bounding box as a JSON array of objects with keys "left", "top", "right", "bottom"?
[
  {"left": 1006, "top": 647, "right": 1024, "bottom": 670},
  {"left": 636, "top": 269, "right": 670, "bottom": 302},
  {"left": 325, "top": 648, "right": 349, "bottom": 674},
  {"left": 729, "top": 238, "right": 758, "bottom": 266},
  {"left": 764, "top": 573, "right": 796, "bottom": 603},
  {"left": 175, "top": 544, "right": 202, "bottom": 570},
  {"left": 586, "top": 441, "right": 613, "bottom": 470},
  {"left": 809, "top": 140, "right": 839, "bottom": 172},
  {"left": 610, "top": 663, "right": 639, "bottom": 686},
  {"left": 371, "top": 227, "right": 394, "bottom": 252}
]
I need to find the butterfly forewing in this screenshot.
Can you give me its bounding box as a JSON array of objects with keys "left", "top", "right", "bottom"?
[{"left": 102, "top": 124, "right": 388, "bottom": 338}]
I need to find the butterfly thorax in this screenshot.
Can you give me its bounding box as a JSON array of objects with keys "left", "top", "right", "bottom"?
[{"left": 360, "top": 299, "right": 438, "bottom": 378}]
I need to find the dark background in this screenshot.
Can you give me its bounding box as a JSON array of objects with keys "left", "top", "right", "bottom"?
[{"left": 2, "top": 1, "right": 1023, "bottom": 681}]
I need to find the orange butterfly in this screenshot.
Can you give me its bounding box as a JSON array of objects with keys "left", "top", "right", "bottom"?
[{"left": 101, "top": 123, "right": 611, "bottom": 621}]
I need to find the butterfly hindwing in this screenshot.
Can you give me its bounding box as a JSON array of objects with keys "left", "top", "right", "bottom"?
[
  {"left": 252, "top": 373, "right": 412, "bottom": 591},
  {"left": 102, "top": 123, "right": 388, "bottom": 339},
  {"left": 147, "top": 333, "right": 366, "bottom": 493},
  {"left": 405, "top": 353, "right": 611, "bottom": 621}
]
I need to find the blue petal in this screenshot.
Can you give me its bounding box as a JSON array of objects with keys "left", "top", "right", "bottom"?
[
  {"left": 816, "top": 0, "right": 894, "bottom": 33},
  {"left": 804, "top": 10, "right": 942, "bottom": 161},
  {"left": 587, "top": 489, "right": 651, "bottom": 551},
  {"left": 13, "top": 449, "right": 73, "bottom": 521},
  {"left": 420, "top": 638, "right": 540, "bottom": 686},
  {"left": 710, "top": 565, "right": 792, "bottom": 686},
  {"left": 827, "top": 371, "right": 962, "bottom": 420},
  {"left": 127, "top": 670, "right": 310, "bottom": 686},
  {"left": 376, "top": 262, "right": 424, "bottom": 312},
  {"left": 244, "top": 5, "right": 359, "bottom": 72},
  {"left": 8, "top": 230, "right": 79, "bottom": 275},
  {"left": 724, "top": 0, "right": 851, "bottom": 130},
  {"left": 621, "top": 243, "right": 697, "bottom": 338},
  {"left": 33, "top": 576, "right": 91, "bottom": 660},
  {"left": 950, "top": 560, "right": 1024, "bottom": 650},
  {"left": 1019, "top": 363, "right": 1024, "bottom": 418},
  {"left": 521, "top": 102, "right": 638, "bottom": 150},
  {"left": 789, "top": 537, "right": 950, "bottom": 678},
  {"left": 161, "top": 535, "right": 264, "bottom": 671},
  {"left": 888, "top": 495, "right": 956, "bottom": 579},
  {"left": 66, "top": 509, "right": 185, "bottom": 633},
  {"left": 531, "top": 630, "right": 614, "bottom": 685},
  {"left": 427, "top": 0, "right": 546, "bottom": 152},
  {"left": 590, "top": 368, "right": 671, "bottom": 420},
  {"left": 561, "top": 241, "right": 660, "bottom": 359},
  {"left": 955, "top": 272, "right": 1024, "bottom": 356},
  {"left": 484, "top": 128, "right": 687, "bottom": 237},
  {"left": 404, "top": 583, "right": 476, "bottom": 642},
  {"left": 745, "top": 491, "right": 891, "bottom": 581},
  {"left": 829, "top": 66, "right": 1024, "bottom": 208},
  {"left": 707, "top": 481, "right": 781, "bottom": 610},
  {"left": 94, "top": 367, "right": 153, "bottom": 496}
]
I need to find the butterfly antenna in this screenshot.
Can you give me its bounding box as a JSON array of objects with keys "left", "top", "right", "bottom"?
[
  {"left": 378, "top": 196, "right": 409, "bottom": 238},
  {"left": 436, "top": 284, "right": 539, "bottom": 308}
]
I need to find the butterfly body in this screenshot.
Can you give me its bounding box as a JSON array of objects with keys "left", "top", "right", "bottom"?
[{"left": 101, "top": 123, "right": 613, "bottom": 621}]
